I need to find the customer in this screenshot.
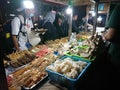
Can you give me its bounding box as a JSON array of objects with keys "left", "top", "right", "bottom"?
[
  {"left": 62, "top": 14, "right": 69, "bottom": 37},
  {"left": 11, "top": 1, "right": 36, "bottom": 51},
  {"left": 54, "top": 14, "right": 65, "bottom": 38},
  {"left": 86, "top": 13, "right": 94, "bottom": 31},
  {"left": 80, "top": 13, "right": 94, "bottom": 31},
  {"left": 104, "top": 4, "right": 120, "bottom": 73},
  {"left": 72, "top": 14, "right": 81, "bottom": 34},
  {"left": 42, "top": 9, "right": 58, "bottom": 41}
]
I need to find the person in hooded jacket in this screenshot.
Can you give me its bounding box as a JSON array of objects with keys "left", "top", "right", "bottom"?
[
  {"left": 42, "top": 10, "right": 58, "bottom": 41},
  {"left": 54, "top": 14, "right": 66, "bottom": 38},
  {"left": 72, "top": 14, "right": 81, "bottom": 34}
]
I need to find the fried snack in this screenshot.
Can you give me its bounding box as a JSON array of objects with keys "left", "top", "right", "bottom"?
[
  {"left": 12, "top": 67, "right": 27, "bottom": 77},
  {"left": 7, "top": 50, "right": 32, "bottom": 61}
]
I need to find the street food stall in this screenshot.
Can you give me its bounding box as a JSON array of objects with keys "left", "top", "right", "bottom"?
[{"left": 0, "top": 0, "right": 120, "bottom": 90}]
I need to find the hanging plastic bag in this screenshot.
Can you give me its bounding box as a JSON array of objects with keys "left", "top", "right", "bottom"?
[{"left": 27, "top": 31, "right": 41, "bottom": 46}]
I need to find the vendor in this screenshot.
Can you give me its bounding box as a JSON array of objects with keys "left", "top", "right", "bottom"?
[
  {"left": 87, "top": 13, "right": 93, "bottom": 31},
  {"left": 11, "top": 1, "right": 40, "bottom": 51},
  {"left": 104, "top": 4, "right": 120, "bottom": 73}
]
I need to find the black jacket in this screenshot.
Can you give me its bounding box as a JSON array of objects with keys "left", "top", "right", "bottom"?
[
  {"left": 72, "top": 20, "right": 81, "bottom": 34},
  {"left": 43, "top": 22, "right": 58, "bottom": 41}
]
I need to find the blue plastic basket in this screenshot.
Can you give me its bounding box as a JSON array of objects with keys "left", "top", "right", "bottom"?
[{"left": 46, "top": 56, "right": 91, "bottom": 89}]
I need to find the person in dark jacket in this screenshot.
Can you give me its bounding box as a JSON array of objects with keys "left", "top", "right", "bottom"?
[
  {"left": 54, "top": 14, "right": 66, "bottom": 38},
  {"left": 43, "top": 10, "right": 58, "bottom": 41},
  {"left": 61, "top": 14, "right": 69, "bottom": 37},
  {"left": 104, "top": 4, "right": 120, "bottom": 73},
  {"left": 72, "top": 14, "right": 81, "bottom": 34}
]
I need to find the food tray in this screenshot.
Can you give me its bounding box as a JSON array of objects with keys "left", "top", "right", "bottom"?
[
  {"left": 5, "top": 64, "right": 29, "bottom": 76},
  {"left": 77, "top": 38, "right": 86, "bottom": 42},
  {"left": 65, "top": 53, "right": 95, "bottom": 61},
  {"left": 22, "top": 74, "right": 48, "bottom": 90},
  {"left": 46, "top": 56, "right": 91, "bottom": 89},
  {"left": 35, "top": 48, "right": 51, "bottom": 57},
  {"left": 33, "top": 28, "right": 47, "bottom": 33},
  {"left": 65, "top": 46, "right": 95, "bottom": 61}
]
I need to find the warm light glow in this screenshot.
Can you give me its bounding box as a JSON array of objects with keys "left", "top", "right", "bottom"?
[
  {"left": 23, "top": 0, "right": 34, "bottom": 9},
  {"left": 9, "top": 14, "right": 15, "bottom": 16},
  {"left": 89, "top": 11, "right": 96, "bottom": 17},
  {"left": 97, "top": 16, "right": 102, "bottom": 22},
  {"left": 66, "top": 6, "right": 73, "bottom": 15},
  {"left": 92, "top": 12, "right": 96, "bottom": 17},
  {"left": 7, "top": 0, "right": 10, "bottom": 4},
  {"left": 34, "top": 23, "right": 38, "bottom": 26}
]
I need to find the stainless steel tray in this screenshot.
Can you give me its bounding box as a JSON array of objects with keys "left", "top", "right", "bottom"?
[
  {"left": 22, "top": 74, "right": 48, "bottom": 90},
  {"left": 5, "top": 64, "right": 28, "bottom": 76}
]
